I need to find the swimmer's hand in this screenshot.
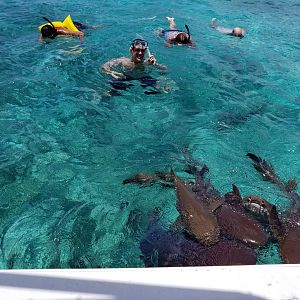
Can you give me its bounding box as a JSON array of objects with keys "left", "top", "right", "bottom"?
[
  {"left": 148, "top": 55, "right": 157, "bottom": 65},
  {"left": 79, "top": 32, "right": 84, "bottom": 42},
  {"left": 109, "top": 71, "right": 126, "bottom": 80},
  {"left": 103, "top": 70, "right": 126, "bottom": 80}
]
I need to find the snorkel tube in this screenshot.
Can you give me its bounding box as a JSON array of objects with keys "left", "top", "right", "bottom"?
[
  {"left": 185, "top": 24, "right": 191, "bottom": 42},
  {"left": 146, "top": 45, "right": 152, "bottom": 59},
  {"left": 41, "top": 17, "right": 57, "bottom": 39}
]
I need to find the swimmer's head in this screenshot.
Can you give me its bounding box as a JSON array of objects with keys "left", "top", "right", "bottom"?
[
  {"left": 175, "top": 25, "right": 191, "bottom": 44},
  {"left": 41, "top": 24, "right": 56, "bottom": 38},
  {"left": 175, "top": 32, "right": 190, "bottom": 44},
  {"left": 41, "top": 17, "right": 57, "bottom": 39},
  {"left": 232, "top": 27, "right": 244, "bottom": 37},
  {"left": 130, "top": 39, "right": 148, "bottom": 63}
]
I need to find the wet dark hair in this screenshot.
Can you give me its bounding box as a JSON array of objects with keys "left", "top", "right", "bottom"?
[
  {"left": 175, "top": 32, "right": 189, "bottom": 44},
  {"left": 41, "top": 17, "right": 57, "bottom": 39},
  {"left": 175, "top": 24, "right": 191, "bottom": 44}
]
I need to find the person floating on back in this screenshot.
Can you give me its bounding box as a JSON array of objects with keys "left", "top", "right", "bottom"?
[
  {"left": 158, "top": 17, "right": 196, "bottom": 48},
  {"left": 39, "top": 16, "right": 84, "bottom": 40},
  {"left": 210, "top": 18, "right": 245, "bottom": 38}
]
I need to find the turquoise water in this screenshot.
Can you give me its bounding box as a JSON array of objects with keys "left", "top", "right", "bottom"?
[{"left": 0, "top": 0, "right": 299, "bottom": 268}]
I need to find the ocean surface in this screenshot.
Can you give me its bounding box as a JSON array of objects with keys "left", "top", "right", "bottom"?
[{"left": 0, "top": 0, "right": 299, "bottom": 268}]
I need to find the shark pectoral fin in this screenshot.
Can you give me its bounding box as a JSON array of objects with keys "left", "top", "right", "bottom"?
[
  {"left": 285, "top": 178, "right": 298, "bottom": 193},
  {"left": 246, "top": 152, "right": 261, "bottom": 163},
  {"left": 159, "top": 182, "right": 175, "bottom": 188},
  {"left": 207, "top": 197, "right": 224, "bottom": 212},
  {"left": 123, "top": 173, "right": 157, "bottom": 185},
  {"left": 155, "top": 170, "right": 175, "bottom": 182}
]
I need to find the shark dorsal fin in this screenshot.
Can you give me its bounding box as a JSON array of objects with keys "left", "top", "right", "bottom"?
[{"left": 232, "top": 184, "right": 241, "bottom": 198}]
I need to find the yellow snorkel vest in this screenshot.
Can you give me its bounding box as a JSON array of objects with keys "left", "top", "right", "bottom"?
[{"left": 38, "top": 15, "right": 79, "bottom": 32}]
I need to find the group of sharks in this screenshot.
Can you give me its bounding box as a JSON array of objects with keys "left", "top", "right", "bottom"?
[{"left": 123, "top": 152, "right": 300, "bottom": 266}]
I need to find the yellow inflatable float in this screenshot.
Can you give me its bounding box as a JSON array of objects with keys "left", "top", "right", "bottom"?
[{"left": 38, "top": 15, "right": 79, "bottom": 32}]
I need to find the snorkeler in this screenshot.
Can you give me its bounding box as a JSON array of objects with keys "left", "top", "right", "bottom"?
[
  {"left": 210, "top": 18, "right": 245, "bottom": 38},
  {"left": 39, "top": 17, "right": 84, "bottom": 40},
  {"left": 101, "top": 39, "right": 166, "bottom": 79},
  {"left": 101, "top": 39, "right": 167, "bottom": 95},
  {"left": 158, "top": 17, "right": 196, "bottom": 48}
]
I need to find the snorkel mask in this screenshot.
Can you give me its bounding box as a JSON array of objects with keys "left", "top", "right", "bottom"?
[
  {"left": 41, "top": 17, "right": 57, "bottom": 39},
  {"left": 130, "top": 39, "right": 149, "bottom": 51}
]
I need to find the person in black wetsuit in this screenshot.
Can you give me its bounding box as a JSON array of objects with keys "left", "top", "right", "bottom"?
[
  {"left": 101, "top": 39, "right": 167, "bottom": 95},
  {"left": 158, "top": 17, "right": 196, "bottom": 48}
]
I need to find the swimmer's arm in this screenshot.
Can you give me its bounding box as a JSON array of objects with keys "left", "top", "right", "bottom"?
[
  {"left": 212, "top": 26, "right": 233, "bottom": 35},
  {"left": 56, "top": 28, "right": 84, "bottom": 39},
  {"left": 101, "top": 59, "right": 126, "bottom": 79},
  {"left": 145, "top": 55, "right": 168, "bottom": 72},
  {"left": 217, "top": 27, "right": 234, "bottom": 35},
  {"left": 209, "top": 18, "right": 233, "bottom": 35},
  {"left": 164, "top": 40, "right": 173, "bottom": 47},
  {"left": 209, "top": 18, "right": 218, "bottom": 29},
  {"left": 209, "top": 24, "right": 233, "bottom": 35}
]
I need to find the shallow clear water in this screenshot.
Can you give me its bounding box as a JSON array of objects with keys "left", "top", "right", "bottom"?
[{"left": 0, "top": 0, "right": 299, "bottom": 268}]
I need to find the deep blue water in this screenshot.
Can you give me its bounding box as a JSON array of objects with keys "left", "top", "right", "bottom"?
[{"left": 0, "top": 0, "right": 299, "bottom": 268}]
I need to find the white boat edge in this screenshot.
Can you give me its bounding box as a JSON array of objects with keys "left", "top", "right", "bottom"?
[{"left": 0, "top": 264, "right": 300, "bottom": 300}]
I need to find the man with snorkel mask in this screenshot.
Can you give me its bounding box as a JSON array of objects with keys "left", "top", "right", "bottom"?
[
  {"left": 102, "top": 39, "right": 166, "bottom": 80},
  {"left": 158, "top": 17, "right": 196, "bottom": 48},
  {"left": 101, "top": 39, "right": 168, "bottom": 95}
]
